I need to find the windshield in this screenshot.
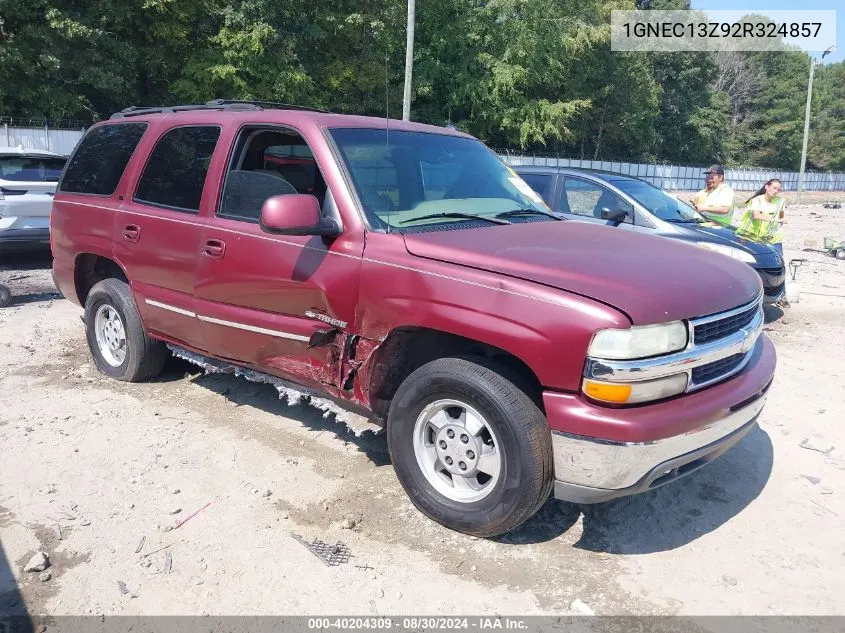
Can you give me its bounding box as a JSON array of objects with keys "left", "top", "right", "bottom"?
[
  {"left": 611, "top": 179, "right": 707, "bottom": 223},
  {"left": 0, "top": 155, "right": 66, "bottom": 182},
  {"left": 328, "top": 128, "right": 551, "bottom": 230}
]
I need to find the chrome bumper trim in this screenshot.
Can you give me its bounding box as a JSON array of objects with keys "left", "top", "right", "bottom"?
[
  {"left": 585, "top": 295, "right": 764, "bottom": 392},
  {"left": 551, "top": 392, "right": 767, "bottom": 491}
]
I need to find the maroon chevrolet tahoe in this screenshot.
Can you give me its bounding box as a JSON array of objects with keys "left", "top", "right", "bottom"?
[{"left": 50, "top": 100, "right": 776, "bottom": 537}]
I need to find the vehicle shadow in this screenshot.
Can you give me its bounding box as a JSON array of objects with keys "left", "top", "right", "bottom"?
[
  {"left": 156, "top": 357, "right": 392, "bottom": 467},
  {"left": 0, "top": 535, "right": 32, "bottom": 631},
  {"left": 498, "top": 424, "right": 774, "bottom": 551},
  {"left": 2, "top": 291, "right": 63, "bottom": 306},
  {"left": 0, "top": 248, "right": 53, "bottom": 271}
]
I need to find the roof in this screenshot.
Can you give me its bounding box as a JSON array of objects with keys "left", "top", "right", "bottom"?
[
  {"left": 511, "top": 164, "right": 646, "bottom": 182},
  {"left": 104, "top": 99, "right": 473, "bottom": 139},
  {"left": 0, "top": 146, "right": 66, "bottom": 157}
]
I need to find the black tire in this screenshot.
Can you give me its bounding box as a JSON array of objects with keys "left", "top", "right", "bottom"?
[
  {"left": 387, "top": 357, "right": 554, "bottom": 538},
  {"left": 835, "top": 248, "right": 845, "bottom": 260},
  {"left": 84, "top": 278, "right": 168, "bottom": 382},
  {"left": 0, "top": 285, "right": 11, "bottom": 308}
]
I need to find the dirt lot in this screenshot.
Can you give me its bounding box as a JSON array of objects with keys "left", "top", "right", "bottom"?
[{"left": 1, "top": 202, "right": 844, "bottom": 620}]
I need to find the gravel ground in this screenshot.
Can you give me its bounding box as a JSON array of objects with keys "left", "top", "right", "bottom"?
[{"left": 0, "top": 201, "right": 843, "bottom": 621}]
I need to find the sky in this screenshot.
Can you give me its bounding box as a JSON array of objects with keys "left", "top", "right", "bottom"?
[{"left": 690, "top": 0, "right": 841, "bottom": 63}]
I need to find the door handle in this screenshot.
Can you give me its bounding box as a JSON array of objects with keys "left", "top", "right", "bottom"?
[
  {"left": 202, "top": 238, "right": 226, "bottom": 259},
  {"left": 122, "top": 225, "right": 140, "bottom": 242}
]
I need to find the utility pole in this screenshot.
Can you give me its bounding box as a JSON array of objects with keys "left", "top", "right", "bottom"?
[
  {"left": 402, "top": 0, "right": 416, "bottom": 121},
  {"left": 796, "top": 55, "right": 815, "bottom": 203},
  {"left": 797, "top": 45, "right": 835, "bottom": 202}
]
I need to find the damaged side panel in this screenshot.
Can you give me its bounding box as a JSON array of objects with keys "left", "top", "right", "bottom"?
[{"left": 168, "top": 344, "right": 383, "bottom": 437}]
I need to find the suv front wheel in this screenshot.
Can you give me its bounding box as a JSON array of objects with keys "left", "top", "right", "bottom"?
[
  {"left": 387, "top": 357, "right": 554, "bottom": 537},
  {"left": 84, "top": 278, "right": 168, "bottom": 382}
]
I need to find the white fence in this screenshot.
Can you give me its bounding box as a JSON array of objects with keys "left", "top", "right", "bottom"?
[
  {"left": 3, "top": 124, "right": 845, "bottom": 192},
  {"left": 1, "top": 124, "right": 85, "bottom": 156},
  {"left": 500, "top": 154, "right": 845, "bottom": 192}
]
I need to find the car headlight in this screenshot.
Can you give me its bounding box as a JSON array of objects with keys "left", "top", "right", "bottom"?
[
  {"left": 588, "top": 321, "right": 688, "bottom": 360},
  {"left": 583, "top": 373, "right": 689, "bottom": 404},
  {"left": 696, "top": 242, "right": 756, "bottom": 264}
]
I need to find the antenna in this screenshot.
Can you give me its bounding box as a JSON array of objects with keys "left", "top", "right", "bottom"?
[{"left": 385, "top": 52, "right": 392, "bottom": 233}]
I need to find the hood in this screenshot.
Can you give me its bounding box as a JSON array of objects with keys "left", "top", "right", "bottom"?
[
  {"left": 690, "top": 224, "right": 783, "bottom": 268},
  {"left": 402, "top": 221, "right": 762, "bottom": 325}
]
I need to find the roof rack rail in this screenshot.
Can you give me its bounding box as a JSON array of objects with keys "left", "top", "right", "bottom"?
[
  {"left": 204, "top": 99, "right": 330, "bottom": 113},
  {"left": 109, "top": 103, "right": 242, "bottom": 119},
  {"left": 109, "top": 99, "right": 330, "bottom": 119}
]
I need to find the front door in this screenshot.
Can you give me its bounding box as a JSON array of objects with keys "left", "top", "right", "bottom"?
[{"left": 192, "top": 124, "right": 363, "bottom": 393}]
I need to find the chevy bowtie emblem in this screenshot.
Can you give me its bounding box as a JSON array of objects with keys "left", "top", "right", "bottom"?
[{"left": 740, "top": 328, "right": 754, "bottom": 353}]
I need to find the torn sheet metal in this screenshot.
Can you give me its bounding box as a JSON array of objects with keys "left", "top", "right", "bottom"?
[{"left": 168, "top": 345, "right": 382, "bottom": 437}]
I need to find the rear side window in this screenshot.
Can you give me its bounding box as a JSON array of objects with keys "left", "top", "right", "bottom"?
[
  {"left": 59, "top": 123, "right": 147, "bottom": 195},
  {"left": 0, "top": 155, "right": 66, "bottom": 183},
  {"left": 134, "top": 126, "right": 221, "bottom": 213},
  {"left": 518, "top": 173, "right": 554, "bottom": 205}
]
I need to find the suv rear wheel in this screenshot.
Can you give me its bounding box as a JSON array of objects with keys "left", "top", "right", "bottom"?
[
  {"left": 84, "top": 278, "right": 167, "bottom": 382},
  {"left": 387, "top": 357, "right": 553, "bottom": 537}
]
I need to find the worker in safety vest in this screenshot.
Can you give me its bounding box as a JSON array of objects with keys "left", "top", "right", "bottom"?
[
  {"left": 735, "top": 178, "right": 786, "bottom": 258},
  {"left": 691, "top": 164, "right": 735, "bottom": 227}
]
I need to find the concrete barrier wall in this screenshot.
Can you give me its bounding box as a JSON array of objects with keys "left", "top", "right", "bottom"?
[
  {"left": 3, "top": 125, "right": 844, "bottom": 191},
  {"left": 1, "top": 125, "right": 85, "bottom": 156},
  {"left": 501, "top": 154, "right": 845, "bottom": 192}
]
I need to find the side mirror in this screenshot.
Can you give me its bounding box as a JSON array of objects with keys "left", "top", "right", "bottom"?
[
  {"left": 600, "top": 207, "right": 630, "bottom": 226},
  {"left": 259, "top": 194, "right": 341, "bottom": 237}
]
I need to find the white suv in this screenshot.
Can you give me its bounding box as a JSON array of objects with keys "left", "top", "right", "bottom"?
[{"left": 0, "top": 147, "right": 67, "bottom": 249}]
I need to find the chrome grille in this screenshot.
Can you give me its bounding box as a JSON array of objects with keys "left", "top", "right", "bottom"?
[
  {"left": 694, "top": 304, "right": 758, "bottom": 345},
  {"left": 691, "top": 354, "right": 745, "bottom": 385}
]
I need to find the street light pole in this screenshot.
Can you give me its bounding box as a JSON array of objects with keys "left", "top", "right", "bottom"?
[
  {"left": 797, "top": 45, "right": 835, "bottom": 202},
  {"left": 402, "top": 0, "right": 416, "bottom": 121}
]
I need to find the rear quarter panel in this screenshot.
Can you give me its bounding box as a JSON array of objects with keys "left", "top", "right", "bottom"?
[{"left": 50, "top": 197, "right": 118, "bottom": 306}]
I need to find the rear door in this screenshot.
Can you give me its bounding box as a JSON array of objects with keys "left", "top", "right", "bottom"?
[
  {"left": 114, "top": 123, "right": 223, "bottom": 350},
  {"left": 555, "top": 176, "right": 635, "bottom": 231}
]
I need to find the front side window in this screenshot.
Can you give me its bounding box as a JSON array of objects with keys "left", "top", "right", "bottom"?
[
  {"left": 560, "top": 177, "right": 632, "bottom": 221},
  {"left": 612, "top": 179, "right": 706, "bottom": 224},
  {"left": 59, "top": 123, "right": 147, "bottom": 195},
  {"left": 217, "top": 127, "right": 327, "bottom": 222},
  {"left": 328, "top": 128, "right": 550, "bottom": 231},
  {"left": 134, "top": 126, "right": 221, "bottom": 213}
]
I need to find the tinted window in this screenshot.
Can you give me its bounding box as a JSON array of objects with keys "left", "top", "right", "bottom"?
[
  {"left": 518, "top": 173, "right": 554, "bottom": 205},
  {"left": 0, "top": 155, "right": 66, "bottom": 183},
  {"left": 135, "top": 126, "right": 221, "bottom": 212},
  {"left": 560, "top": 177, "right": 632, "bottom": 221},
  {"left": 59, "top": 123, "right": 147, "bottom": 195}
]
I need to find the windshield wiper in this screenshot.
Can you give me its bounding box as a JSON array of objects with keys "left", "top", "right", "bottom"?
[
  {"left": 495, "top": 208, "right": 562, "bottom": 221},
  {"left": 399, "top": 212, "right": 511, "bottom": 225},
  {"left": 665, "top": 217, "right": 707, "bottom": 224}
]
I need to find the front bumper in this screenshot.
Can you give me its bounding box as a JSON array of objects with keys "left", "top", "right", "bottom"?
[
  {"left": 546, "top": 334, "right": 776, "bottom": 503},
  {"left": 756, "top": 266, "right": 785, "bottom": 303},
  {"left": 552, "top": 392, "right": 766, "bottom": 503}
]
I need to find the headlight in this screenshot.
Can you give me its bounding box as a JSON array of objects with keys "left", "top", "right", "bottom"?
[
  {"left": 696, "top": 242, "right": 756, "bottom": 264},
  {"left": 583, "top": 373, "right": 688, "bottom": 404},
  {"left": 588, "top": 321, "right": 688, "bottom": 360}
]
